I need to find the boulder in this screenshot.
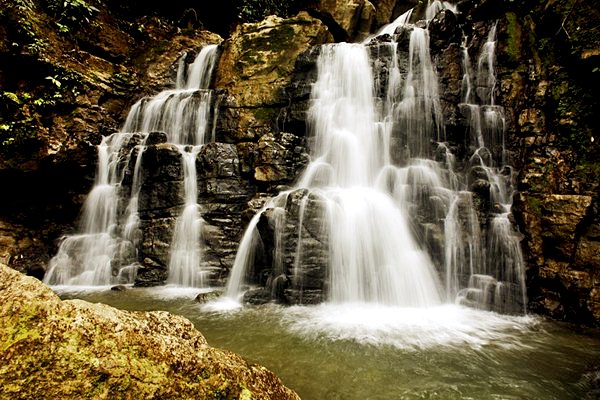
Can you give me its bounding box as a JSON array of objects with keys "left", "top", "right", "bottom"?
[
  {"left": 254, "top": 132, "right": 309, "bottom": 183},
  {"left": 250, "top": 189, "right": 330, "bottom": 304},
  {"left": 518, "top": 193, "right": 599, "bottom": 324},
  {"left": 0, "top": 264, "right": 300, "bottom": 400}
]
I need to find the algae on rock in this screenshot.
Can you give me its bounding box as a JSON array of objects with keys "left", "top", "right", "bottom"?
[{"left": 0, "top": 263, "right": 300, "bottom": 400}]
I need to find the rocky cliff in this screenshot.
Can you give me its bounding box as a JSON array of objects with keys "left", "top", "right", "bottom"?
[
  {"left": 0, "top": 0, "right": 598, "bottom": 325},
  {"left": 490, "top": 0, "right": 599, "bottom": 325}
]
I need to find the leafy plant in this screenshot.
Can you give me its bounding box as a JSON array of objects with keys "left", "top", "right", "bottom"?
[
  {"left": 0, "top": 70, "right": 84, "bottom": 150},
  {"left": 46, "top": 0, "right": 99, "bottom": 31},
  {"left": 0, "top": 118, "right": 37, "bottom": 147},
  {"left": 235, "top": 0, "right": 306, "bottom": 22}
]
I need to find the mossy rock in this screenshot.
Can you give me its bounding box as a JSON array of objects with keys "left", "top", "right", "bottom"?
[{"left": 0, "top": 264, "right": 300, "bottom": 400}]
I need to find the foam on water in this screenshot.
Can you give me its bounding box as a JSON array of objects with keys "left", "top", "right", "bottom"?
[{"left": 281, "top": 303, "right": 537, "bottom": 350}]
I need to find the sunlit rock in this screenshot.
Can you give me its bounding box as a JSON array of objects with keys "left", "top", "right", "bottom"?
[{"left": 0, "top": 264, "right": 300, "bottom": 400}]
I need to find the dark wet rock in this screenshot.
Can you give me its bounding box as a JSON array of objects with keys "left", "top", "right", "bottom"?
[
  {"left": 243, "top": 288, "right": 273, "bottom": 305},
  {"left": 248, "top": 189, "right": 329, "bottom": 304},
  {"left": 134, "top": 257, "right": 168, "bottom": 287},
  {"left": 429, "top": 9, "right": 461, "bottom": 51},
  {"left": 145, "top": 131, "right": 168, "bottom": 145}
]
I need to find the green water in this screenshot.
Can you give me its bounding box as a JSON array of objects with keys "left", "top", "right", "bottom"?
[{"left": 58, "top": 287, "right": 599, "bottom": 400}]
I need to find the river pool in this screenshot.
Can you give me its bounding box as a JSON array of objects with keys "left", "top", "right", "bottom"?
[{"left": 57, "top": 287, "right": 599, "bottom": 400}]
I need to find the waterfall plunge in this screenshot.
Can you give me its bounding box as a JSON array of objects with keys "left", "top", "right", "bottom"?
[
  {"left": 225, "top": 10, "right": 526, "bottom": 314},
  {"left": 45, "top": 45, "right": 219, "bottom": 287},
  {"left": 225, "top": 42, "right": 444, "bottom": 307}
]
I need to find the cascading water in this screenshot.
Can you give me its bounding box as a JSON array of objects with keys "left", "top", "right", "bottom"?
[
  {"left": 224, "top": 5, "right": 527, "bottom": 314},
  {"left": 454, "top": 25, "right": 527, "bottom": 312},
  {"left": 44, "top": 44, "right": 219, "bottom": 287},
  {"left": 43, "top": 132, "right": 146, "bottom": 286},
  {"left": 166, "top": 145, "right": 204, "bottom": 287}
]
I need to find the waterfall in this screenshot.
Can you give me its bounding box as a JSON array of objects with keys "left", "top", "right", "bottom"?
[
  {"left": 225, "top": 8, "right": 527, "bottom": 314},
  {"left": 166, "top": 145, "right": 204, "bottom": 287},
  {"left": 455, "top": 25, "right": 527, "bottom": 312},
  {"left": 226, "top": 36, "right": 444, "bottom": 306},
  {"left": 45, "top": 44, "right": 219, "bottom": 287},
  {"left": 44, "top": 132, "right": 146, "bottom": 286}
]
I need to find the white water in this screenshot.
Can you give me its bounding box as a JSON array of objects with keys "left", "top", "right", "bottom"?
[
  {"left": 45, "top": 44, "right": 219, "bottom": 287},
  {"left": 166, "top": 145, "right": 204, "bottom": 287},
  {"left": 44, "top": 132, "right": 146, "bottom": 286},
  {"left": 225, "top": 7, "right": 527, "bottom": 314},
  {"left": 455, "top": 24, "right": 527, "bottom": 312},
  {"left": 226, "top": 26, "right": 445, "bottom": 306}
]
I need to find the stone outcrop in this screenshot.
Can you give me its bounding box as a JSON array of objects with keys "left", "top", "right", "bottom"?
[
  {"left": 132, "top": 139, "right": 255, "bottom": 287},
  {"left": 310, "top": 0, "right": 376, "bottom": 40},
  {"left": 491, "top": 0, "right": 600, "bottom": 324},
  {"left": 244, "top": 189, "right": 329, "bottom": 305},
  {"left": 516, "top": 193, "right": 599, "bottom": 323},
  {"left": 0, "top": 263, "right": 300, "bottom": 399},
  {"left": 215, "top": 11, "right": 332, "bottom": 142}
]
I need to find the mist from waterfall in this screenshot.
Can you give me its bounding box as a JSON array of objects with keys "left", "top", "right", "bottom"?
[
  {"left": 224, "top": 6, "right": 527, "bottom": 314},
  {"left": 44, "top": 45, "right": 219, "bottom": 287}
]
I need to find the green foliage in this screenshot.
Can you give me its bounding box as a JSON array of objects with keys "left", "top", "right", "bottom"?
[
  {"left": 46, "top": 0, "right": 99, "bottom": 31},
  {"left": 549, "top": 73, "right": 595, "bottom": 160},
  {"left": 13, "top": 0, "right": 34, "bottom": 11},
  {"left": 237, "top": 0, "right": 285, "bottom": 22},
  {"left": 0, "top": 118, "right": 37, "bottom": 147},
  {"left": 235, "top": 0, "right": 305, "bottom": 23},
  {"left": 0, "top": 71, "right": 83, "bottom": 149}
]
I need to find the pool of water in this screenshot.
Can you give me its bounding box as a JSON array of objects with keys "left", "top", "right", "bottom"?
[{"left": 57, "top": 287, "right": 600, "bottom": 400}]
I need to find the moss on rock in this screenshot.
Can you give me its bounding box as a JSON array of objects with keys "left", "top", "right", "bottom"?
[{"left": 0, "top": 264, "right": 300, "bottom": 400}]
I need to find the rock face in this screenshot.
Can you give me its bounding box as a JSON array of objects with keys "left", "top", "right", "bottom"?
[
  {"left": 310, "top": 0, "right": 376, "bottom": 40},
  {"left": 0, "top": 0, "right": 222, "bottom": 278},
  {"left": 215, "top": 12, "right": 332, "bottom": 142},
  {"left": 0, "top": 263, "right": 300, "bottom": 400},
  {"left": 491, "top": 0, "right": 600, "bottom": 324}
]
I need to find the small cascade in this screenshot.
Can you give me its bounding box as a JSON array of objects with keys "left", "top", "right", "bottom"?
[
  {"left": 396, "top": 26, "right": 444, "bottom": 158},
  {"left": 44, "top": 132, "right": 146, "bottom": 286},
  {"left": 123, "top": 44, "right": 218, "bottom": 145},
  {"left": 45, "top": 44, "right": 219, "bottom": 287},
  {"left": 224, "top": 5, "right": 527, "bottom": 314},
  {"left": 166, "top": 145, "right": 204, "bottom": 287},
  {"left": 455, "top": 25, "right": 527, "bottom": 313},
  {"left": 425, "top": 0, "right": 458, "bottom": 21},
  {"left": 372, "top": 9, "right": 413, "bottom": 37}
]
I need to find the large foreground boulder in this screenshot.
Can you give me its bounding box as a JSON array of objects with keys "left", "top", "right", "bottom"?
[{"left": 0, "top": 264, "right": 300, "bottom": 400}]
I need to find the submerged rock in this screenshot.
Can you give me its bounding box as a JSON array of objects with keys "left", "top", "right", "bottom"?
[{"left": 0, "top": 264, "right": 300, "bottom": 400}]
